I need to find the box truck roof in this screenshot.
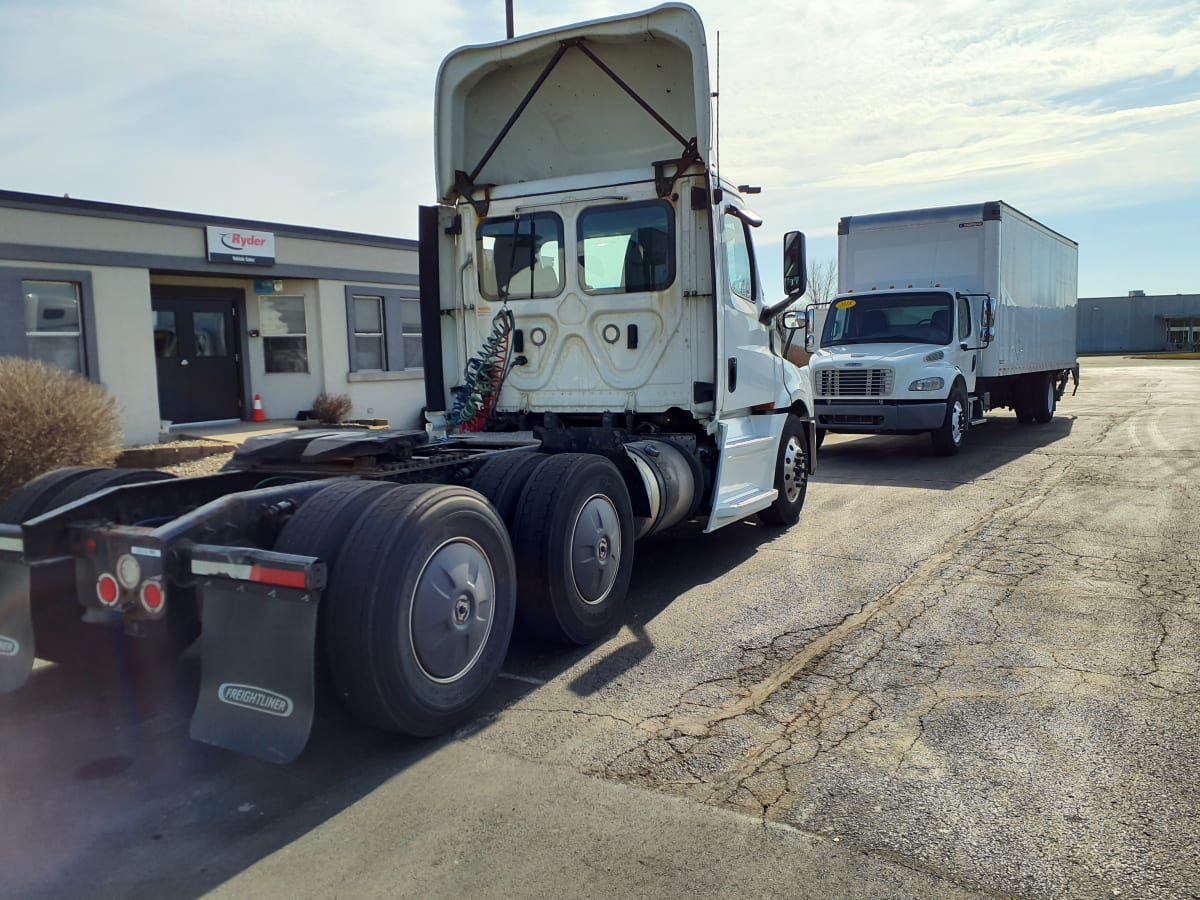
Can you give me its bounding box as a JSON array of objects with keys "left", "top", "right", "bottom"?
[{"left": 838, "top": 201, "right": 1077, "bottom": 248}]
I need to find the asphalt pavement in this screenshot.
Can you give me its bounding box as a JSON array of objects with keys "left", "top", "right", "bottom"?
[{"left": 1, "top": 356, "right": 1197, "bottom": 899}]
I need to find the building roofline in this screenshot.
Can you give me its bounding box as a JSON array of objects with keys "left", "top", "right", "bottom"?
[{"left": 0, "top": 188, "right": 418, "bottom": 250}]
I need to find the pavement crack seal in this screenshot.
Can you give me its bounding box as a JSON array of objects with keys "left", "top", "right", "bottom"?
[{"left": 657, "top": 490, "right": 1053, "bottom": 743}]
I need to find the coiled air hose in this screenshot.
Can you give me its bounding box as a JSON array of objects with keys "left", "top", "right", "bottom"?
[{"left": 450, "top": 307, "right": 515, "bottom": 432}]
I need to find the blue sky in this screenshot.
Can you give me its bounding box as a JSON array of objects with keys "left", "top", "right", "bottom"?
[{"left": 2, "top": 0, "right": 1198, "bottom": 298}]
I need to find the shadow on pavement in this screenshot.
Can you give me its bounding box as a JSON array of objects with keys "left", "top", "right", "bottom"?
[
  {"left": 0, "top": 515, "right": 778, "bottom": 899},
  {"left": 816, "top": 411, "right": 1076, "bottom": 488}
]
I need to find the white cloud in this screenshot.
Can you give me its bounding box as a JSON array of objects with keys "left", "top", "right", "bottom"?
[{"left": 1, "top": 0, "right": 1197, "bottom": 291}]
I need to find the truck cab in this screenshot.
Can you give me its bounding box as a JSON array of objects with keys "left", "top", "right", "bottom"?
[{"left": 811, "top": 287, "right": 990, "bottom": 452}]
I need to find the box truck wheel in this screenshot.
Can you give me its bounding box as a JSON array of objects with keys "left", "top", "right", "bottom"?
[
  {"left": 325, "top": 484, "right": 516, "bottom": 736},
  {"left": 470, "top": 450, "right": 545, "bottom": 527},
  {"left": 759, "top": 415, "right": 811, "bottom": 527},
  {"left": 931, "top": 386, "right": 968, "bottom": 456},
  {"left": 1030, "top": 373, "right": 1056, "bottom": 424},
  {"left": 512, "top": 453, "right": 634, "bottom": 645}
]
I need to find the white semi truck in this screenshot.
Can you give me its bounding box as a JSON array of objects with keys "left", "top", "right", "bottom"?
[
  {"left": 0, "top": 4, "right": 816, "bottom": 762},
  {"left": 807, "top": 202, "right": 1079, "bottom": 454}
]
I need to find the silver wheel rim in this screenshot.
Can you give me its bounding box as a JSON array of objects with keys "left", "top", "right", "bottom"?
[
  {"left": 951, "top": 400, "right": 965, "bottom": 445},
  {"left": 572, "top": 494, "right": 621, "bottom": 605},
  {"left": 409, "top": 537, "right": 495, "bottom": 684},
  {"left": 782, "top": 435, "right": 806, "bottom": 503}
]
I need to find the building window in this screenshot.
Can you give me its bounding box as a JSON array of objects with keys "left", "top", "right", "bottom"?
[
  {"left": 345, "top": 287, "right": 423, "bottom": 372},
  {"left": 578, "top": 200, "right": 675, "bottom": 294},
  {"left": 260, "top": 295, "right": 309, "bottom": 373},
  {"left": 23, "top": 280, "right": 85, "bottom": 373}
]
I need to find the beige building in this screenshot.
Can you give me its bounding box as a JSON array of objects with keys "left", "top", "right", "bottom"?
[{"left": 1, "top": 190, "right": 423, "bottom": 445}]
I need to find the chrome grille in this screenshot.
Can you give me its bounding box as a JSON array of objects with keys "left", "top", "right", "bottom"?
[{"left": 816, "top": 367, "right": 895, "bottom": 398}]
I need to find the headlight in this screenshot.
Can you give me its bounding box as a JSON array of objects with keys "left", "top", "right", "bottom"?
[{"left": 908, "top": 377, "right": 945, "bottom": 392}]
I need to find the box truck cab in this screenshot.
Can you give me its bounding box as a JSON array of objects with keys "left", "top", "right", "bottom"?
[{"left": 808, "top": 202, "right": 1078, "bottom": 454}]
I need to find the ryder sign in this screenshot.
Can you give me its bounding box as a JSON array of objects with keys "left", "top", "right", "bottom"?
[{"left": 206, "top": 226, "right": 276, "bottom": 265}]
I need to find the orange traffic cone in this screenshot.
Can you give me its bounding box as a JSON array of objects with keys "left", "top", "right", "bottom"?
[{"left": 251, "top": 393, "right": 266, "bottom": 422}]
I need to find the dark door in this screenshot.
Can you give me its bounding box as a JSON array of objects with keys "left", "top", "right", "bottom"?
[{"left": 152, "top": 296, "right": 241, "bottom": 424}]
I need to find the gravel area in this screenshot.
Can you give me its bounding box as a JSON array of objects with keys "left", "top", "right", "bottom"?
[{"left": 159, "top": 450, "right": 234, "bottom": 477}]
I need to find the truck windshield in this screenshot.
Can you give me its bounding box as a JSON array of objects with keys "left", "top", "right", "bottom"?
[{"left": 820, "top": 292, "right": 953, "bottom": 347}]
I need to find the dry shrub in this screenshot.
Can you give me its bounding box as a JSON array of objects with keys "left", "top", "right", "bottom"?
[
  {"left": 311, "top": 391, "right": 353, "bottom": 424},
  {"left": 0, "top": 357, "right": 123, "bottom": 501}
]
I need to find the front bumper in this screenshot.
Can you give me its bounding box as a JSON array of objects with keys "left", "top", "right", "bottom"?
[{"left": 815, "top": 399, "right": 947, "bottom": 433}]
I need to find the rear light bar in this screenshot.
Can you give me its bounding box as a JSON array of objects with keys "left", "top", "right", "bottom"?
[
  {"left": 190, "top": 560, "right": 307, "bottom": 589},
  {"left": 186, "top": 545, "right": 324, "bottom": 592}
]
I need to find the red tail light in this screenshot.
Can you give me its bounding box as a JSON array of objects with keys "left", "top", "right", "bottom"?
[{"left": 96, "top": 573, "right": 120, "bottom": 607}]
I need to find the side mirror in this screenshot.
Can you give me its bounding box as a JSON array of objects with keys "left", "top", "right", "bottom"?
[
  {"left": 982, "top": 296, "right": 996, "bottom": 329},
  {"left": 805, "top": 330, "right": 815, "bottom": 354},
  {"left": 781, "top": 310, "right": 803, "bottom": 331},
  {"left": 981, "top": 296, "right": 996, "bottom": 345},
  {"left": 783, "top": 231, "right": 807, "bottom": 298}
]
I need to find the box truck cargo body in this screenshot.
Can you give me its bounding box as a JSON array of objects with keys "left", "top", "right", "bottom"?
[{"left": 808, "top": 201, "right": 1078, "bottom": 454}]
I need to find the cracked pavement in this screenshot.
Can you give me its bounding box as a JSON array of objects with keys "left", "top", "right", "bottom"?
[
  {"left": 469, "top": 357, "right": 1200, "bottom": 899},
  {"left": 2, "top": 357, "right": 1197, "bottom": 899}
]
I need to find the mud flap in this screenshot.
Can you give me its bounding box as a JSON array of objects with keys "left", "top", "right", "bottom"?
[
  {"left": 0, "top": 556, "right": 34, "bottom": 692},
  {"left": 189, "top": 581, "right": 319, "bottom": 764}
]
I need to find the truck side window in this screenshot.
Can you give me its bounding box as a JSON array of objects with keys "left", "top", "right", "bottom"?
[
  {"left": 958, "top": 295, "right": 972, "bottom": 340},
  {"left": 723, "top": 214, "right": 755, "bottom": 301},
  {"left": 477, "top": 213, "right": 564, "bottom": 301},
  {"left": 577, "top": 200, "right": 675, "bottom": 294}
]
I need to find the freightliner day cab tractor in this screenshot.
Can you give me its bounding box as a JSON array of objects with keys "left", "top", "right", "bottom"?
[
  {"left": 807, "top": 202, "right": 1079, "bottom": 454},
  {"left": 0, "top": 4, "right": 816, "bottom": 763}
]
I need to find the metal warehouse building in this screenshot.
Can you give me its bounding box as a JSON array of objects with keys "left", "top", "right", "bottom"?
[
  {"left": 1, "top": 190, "right": 422, "bottom": 446},
  {"left": 1078, "top": 291, "right": 1200, "bottom": 353}
]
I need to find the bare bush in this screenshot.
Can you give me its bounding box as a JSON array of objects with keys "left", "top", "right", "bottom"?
[
  {"left": 311, "top": 391, "right": 353, "bottom": 424},
  {"left": 0, "top": 357, "right": 123, "bottom": 500}
]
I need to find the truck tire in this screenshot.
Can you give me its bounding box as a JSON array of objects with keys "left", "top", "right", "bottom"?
[
  {"left": 325, "top": 484, "right": 516, "bottom": 736},
  {"left": 273, "top": 479, "right": 400, "bottom": 685},
  {"left": 273, "top": 479, "right": 399, "bottom": 567},
  {"left": 931, "top": 386, "right": 968, "bottom": 456},
  {"left": 469, "top": 451, "right": 544, "bottom": 527},
  {"left": 1, "top": 468, "right": 188, "bottom": 668},
  {"left": 45, "top": 467, "right": 175, "bottom": 508},
  {"left": 758, "top": 415, "right": 810, "bottom": 527},
  {"left": 1029, "top": 373, "right": 1056, "bottom": 424},
  {"left": 0, "top": 466, "right": 103, "bottom": 523},
  {"left": 815, "top": 428, "right": 827, "bottom": 449},
  {"left": 511, "top": 453, "right": 634, "bottom": 645}
]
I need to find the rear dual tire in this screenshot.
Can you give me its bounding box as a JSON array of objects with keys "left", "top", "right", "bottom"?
[
  {"left": 511, "top": 453, "right": 634, "bottom": 645},
  {"left": 321, "top": 484, "right": 516, "bottom": 736}
]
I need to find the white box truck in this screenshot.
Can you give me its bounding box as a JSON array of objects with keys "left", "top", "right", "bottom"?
[
  {"left": 0, "top": 3, "right": 817, "bottom": 762},
  {"left": 806, "top": 201, "right": 1078, "bottom": 454}
]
